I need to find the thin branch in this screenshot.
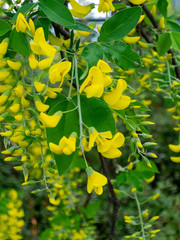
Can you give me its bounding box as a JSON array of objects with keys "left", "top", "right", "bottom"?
[
  {"left": 141, "top": 3, "right": 158, "bottom": 28},
  {"left": 141, "top": 3, "right": 180, "bottom": 79},
  {"left": 52, "top": 22, "right": 70, "bottom": 40},
  {"left": 99, "top": 153, "right": 120, "bottom": 240}
]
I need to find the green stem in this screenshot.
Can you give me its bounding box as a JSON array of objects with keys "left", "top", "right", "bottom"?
[
  {"left": 40, "top": 143, "right": 52, "bottom": 194},
  {"left": 68, "top": 56, "right": 75, "bottom": 99},
  {"left": 167, "top": 60, "right": 172, "bottom": 87},
  {"left": 134, "top": 192, "right": 146, "bottom": 240},
  {"left": 74, "top": 55, "right": 88, "bottom": 168}
]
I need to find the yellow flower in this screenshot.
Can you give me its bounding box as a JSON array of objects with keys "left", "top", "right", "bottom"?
[
  {"left": 123, "top": 36, "right": 140, "bottom": 44},
  {"left": 30, "top": 27, "right": 57, "bottom": 69},
  {"left": 7, "top": 60, "right": 22, "bottom": 70},
  {"left": 86, "top": 167, "right": 107, "bottom": 195},
  {"left": 29, "top": 18, "right": 35, "bottom": 35},
  {"left": 159, "top": 17, "right": 165, "bottom": 29},
  {"left": 103, "top": 79, "right": 131, "bottom": 110},
  {"left": 151, "top": 4, "right": 156, "bottom": 16},
  {"left": 35, "top": 100, "right": 49, "bottom": 112},
  {"left": 49, "top": 132, "right": 77, "bottom": 155},
  {"left": 0, "top": 94, "right": 9, "bottom": 106},
  {"left": 170, "top": 156, "right": 180, "bottom": 163},
  {"left": 9, "top": 103, "right": 20, "bottom": 113},
  {"left": 138, "top": 41, "right": 149, "bottom": 48},
  {"left": 69, "top": 0, "right": 94, "bottom": 18},
  {"left": 49, "top": 61, "right": 71, "bottom": 85},
  {"left": 29, "top": 54, "right": 38, "bottom": 69},
  {"left": 0, "top": 131, "right": 13, "bottom": 137},
  {"left": 128, "top": 0, "right": 146, "bottom": 5},
  {"left": 169, "top": 144, "right": 180, "bottom": 153},
  {"left": 0, "top": 59, "right": 7, "bottom": 69},
  {"left": 138, "top": 15, "right": 145, "bottom": 24},
  {"left": 97, "top": 132, "right": 125, "bottom": 158},
  {"left": 79, "top": 66, "right": 104, "bottom": 98},
  {"left": 34, "top": 81, "right": 46, "bottom": 92},
  {"left": 0, "top": 39, "right": 9, "bottom": 55},
  {"left": 14, "top": 84, "right": 23, "bottom": 97},
  {"left": 97, "top": 59, "right": 113, "bottom": 87},
  {"left": 88, "top": 128, "right": 125, "bottom": 159},
  {"left": 39, "top": 112, "right": 62, "bottom": 128},
  {"left": 88, "top": 129, "right": 112, "bottom": 149},
  {"left": 16, "top": 13, "right": 29, "bottom": 33},
  {"left": 0, "top": 70, "right": 10, "bottom": 81},
  {"left": 21, "top": 96, "right": 30, "bottom": 107},
  {"left": 98, "top": 0, "right": 115, "bottom": 13}
]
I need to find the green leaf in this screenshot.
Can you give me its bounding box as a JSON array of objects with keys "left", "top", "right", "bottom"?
[
  {"left": 157, "top": 32, "right": 172, "bottom": 56},
  {"left": 10, "top": 29, "right": 30, "bottom": 57},
  {"left": 40, "top": 229, "right": 51, "bottom": 240},
  {"left": 129, "top": 100, "right": 150, "bottom": 112},
  {"left": 157, "top": 0, "right": 168, "bottom": 18},
  {"left": 101, "top": 41, "right": 141, "bottom": 70},
  {"left": 167, "top": 20, "right": 180, "bottom": 33},
  {"left": 81, "top": 42, "right": 103, "bottom": 68},
  {"left": 45, "top": 93, "right": 66, "bottom": 109},
  {"left": 0, "top": 20, "right": 11, "bottom": 36},
  {"left": 73, "top": 95, "right": 116, "bottom": 135},
  {"left": 46, "top": 99, "right": 79, "bottom": 176},
  {"left": 81, "top": 201, "right": 101, "bottom": 218},
  {"left": 125, "top": 119, "right": 137, "bottom": 132},
  {"left": 67, "top": 22, "right": 96, "bottom": 33},
  {"left": 116, "top": 172, "right": 127, "bottom": 184},
  {"left": 12, "top": 3, "right": 37, "bottom": 22},
  {"left": 127, "top": 171, "right": 143, "bottom": 191},
  {"left": 98, "top": 7, "right": 142, "bottom": 42},
  {"left": 34, "top": 17, "right": 51, "bottom": 40},
  {"left": 39, "top": 0, "right": 74, "bottom": 28},
  {"left": 114, "top": 110, "right": 126, "bottom": 120},
  {"left": 113, "top": 3, "right": 126, "bottom": 10},
  {"left": 171, "top": 32, "right": 180, "bottom": 52},
  {"left": 136, "top": 161, "right": 159, "bottom": 173}
]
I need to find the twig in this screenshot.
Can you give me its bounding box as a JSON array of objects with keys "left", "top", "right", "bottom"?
[
  {"left": 99, "top": 153, "right": 120, "bottom": 240},
  {"left": 141, "top": 3, "right": 158, "bottom": 28},
  {"left": 141, "top": 3, "right": 180, "bottom": 79},
  {"left": 52, "top": 22, "right": 70, "bottom": 40}
]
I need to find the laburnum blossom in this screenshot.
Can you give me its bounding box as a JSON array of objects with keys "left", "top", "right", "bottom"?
[
  {"left": 16, "top": 13, "right": 29, "bottom": 33},
  {"left": 87, "top": 127, "right": 125, "bottom": 158},
  {"left": 97, "top": 59, "right": 113, "bottom": 87},
  {"left": 30, "top": 27, "right": 57, "bottom": 69},
  {"left": 69, "top": 0, "right": 94, "bottom": 18},
  {"left": 103, "top": 79, "right": 131, "bottom": 110},
  {"left": 169, "top": 144, "right": 180, "bottom": 153},
  {"left": 0, "top": 39, "right": 9, "bottom": 56},
  {"left": 98, "top": 0, "right": 115, "bottom": 13},
  {"left": 79, "top": 66, "right": 104, "bottom": 98},
  {"left": 39, "top": 111, "right": 62, "bottom": 128},
  {"left": 128, "top": 0, "right": 146, "bottom": 5},
  {"left": 86, "top": 167, "right": 107, "bottom": 195},
  {"left": 49, "top": 132, "right": 77, "bottom": 155},
  {"left": 79, "top": 60, "right": 113, "bottom": 98},
  {"left": 49, "top": 61, "right": 71, "bottom": 86},
  {"left": 97, "top": 132, "right": 125, "bottom": 158}
]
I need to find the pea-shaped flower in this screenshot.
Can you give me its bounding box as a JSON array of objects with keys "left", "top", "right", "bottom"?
[
  {"left": 16, "top": 13, "right": 29, "bottom": 33},
  {"left": 86, "top": 167, "right": 107, "bottom": 195},
  {"left": 39, "top": 111, "right": 62, "bottom": 128},
  {"left": 98, "top": 0, "right": 115, "bottom": 13},
  {"left": 49, "top": 61, "right": 71, "bottom": 86},
  {"left": 103, "top": 79, "right": 131, "bottom": 110},
  {"left": 49, "top": 132, "right": 77, "bottom": 155}
]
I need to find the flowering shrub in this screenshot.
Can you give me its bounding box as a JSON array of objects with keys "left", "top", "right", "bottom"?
[{"left": 0, "top": 0, "right": 179, "bottom": 239}]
